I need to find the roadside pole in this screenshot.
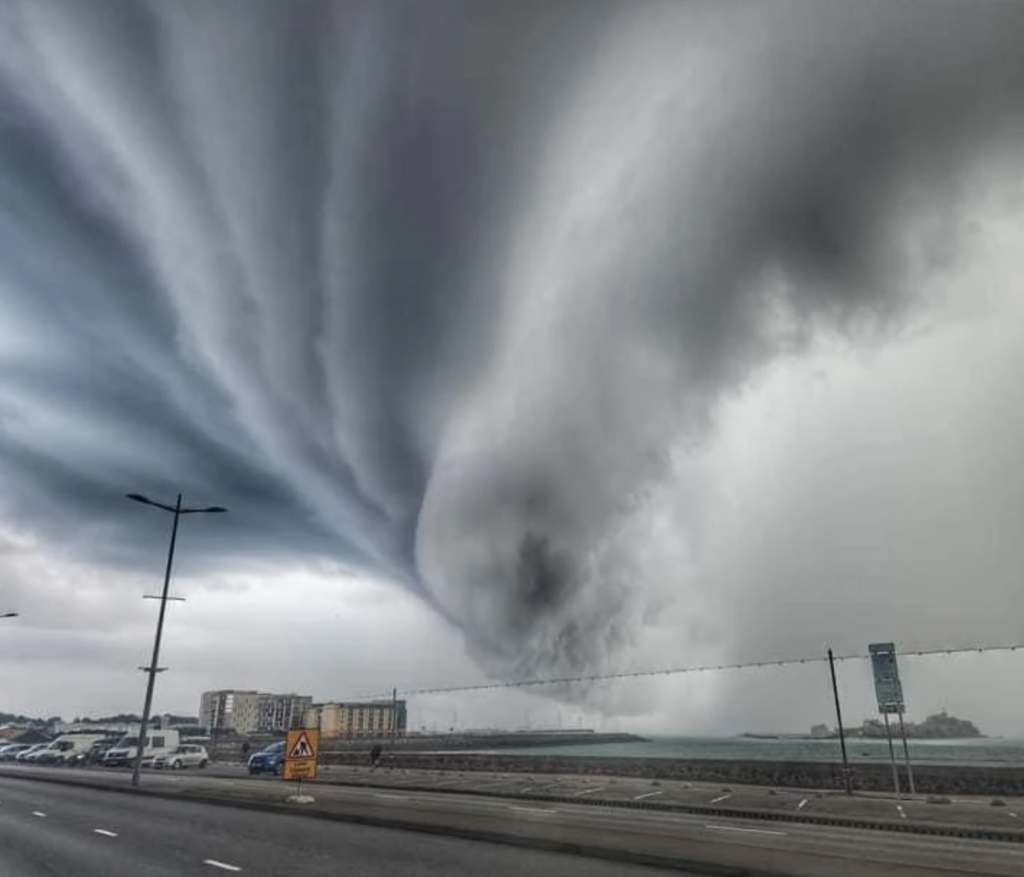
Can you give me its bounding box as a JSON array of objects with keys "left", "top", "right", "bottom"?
[
  {"left": 827, "top": 648, "right": 853, "bottom": 795},
  {"left": 882, "top": 712, "right": 901, "bottom": 798},
  {"left": 390, "top": 688, "right": 397, "bottom": 750},
  {"left": 896, "top": 711, "right": 916, "bottom": 795}
]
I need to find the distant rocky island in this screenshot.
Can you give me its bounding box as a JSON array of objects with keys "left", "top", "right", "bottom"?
[
  {"left": 743, "top": 711, "right": 983, "bottom": 741},
  {"left": 853, "top": 711, "right": 983, "bottom": 739}
]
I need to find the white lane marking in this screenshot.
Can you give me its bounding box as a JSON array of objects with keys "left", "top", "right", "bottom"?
[
  {"left": 509, "top": 805, "right": 557, "bottom": 814},
  {"left": 796, "top": 798, "right": 808, "bottom": 811},
  {"left": 1010, "top": 812, "right": 1018, "bottom": 818},
  {"left": 94, "top": 829, "right": 118, "bottom": 837},
  {"left": 634, "top": 791, "right": 664, "bottom": 801},
  {"left": 203, "top": 860, "right": 242, "bottom": 872},
  {"left": 574, "top": 787, "right": 605, "bottom": 797},
  {"left": 897, "top": 805, "right": 906, "bottom": 820},
  {"left": 710, "top": 793, "right": 732, "bottom": 804},
  {"left": 473, "top": 779, "right": 521, "bottom": 789},
  {"left": 705, "top": 823, "right": 788, "bottom": 837},
  {"left": 31, "top": 811, "right": 46, "bottom": 818},
  {"left": 375, "top": 793, "right": 408, "bottom": 801}
]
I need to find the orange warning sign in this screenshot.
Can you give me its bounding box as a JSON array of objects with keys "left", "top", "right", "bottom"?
[{"left": 283, "top": 728, "right": 319, "bottom": 780}]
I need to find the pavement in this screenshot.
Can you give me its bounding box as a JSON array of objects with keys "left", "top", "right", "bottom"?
[
  {"left": 183, "top": 761, "right": 1024, "bottom": 835},
  {"left": 0, "top": 775, "right": 678, "bottom": 876},
  {"left": 298, "top": 763, "right": 1024, "bottom": 832},
  {"left": 3, "top": 765, "right": 1024, "bottom": 876}
]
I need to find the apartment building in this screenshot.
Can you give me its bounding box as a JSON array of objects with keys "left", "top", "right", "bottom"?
[
  {"left": 303, "top": 700, "right": 408, "bottom": 738},
  {"left": 200, "top": 690, "right": 261, "bottom": 735},
  {"left": 256, "top": 693, "right": 312, "bottom": 733},
  {"left": 199, "top": 690, "right": 313, "bottom": 735}
]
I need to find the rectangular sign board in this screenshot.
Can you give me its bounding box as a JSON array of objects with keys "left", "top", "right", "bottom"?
[
  {"left": 283, "top": 728, "right": 319, "bottom": 781},
  {"left": 869, "top": 642, "right": 905, "bottom": 715}
]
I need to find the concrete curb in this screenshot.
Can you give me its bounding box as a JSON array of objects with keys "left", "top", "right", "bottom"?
[{"left": 0, "top": 771, "right": 787, "bottom": 877}]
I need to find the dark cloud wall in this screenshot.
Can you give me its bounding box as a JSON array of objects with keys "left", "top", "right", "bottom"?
[{"left": 0, "top": 0, "right": 1023, "bottom": 686}]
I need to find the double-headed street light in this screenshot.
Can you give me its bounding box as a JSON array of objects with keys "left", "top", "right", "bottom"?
[
  {"left": 0, "top": 612, "right": 17, "bottom": 619},
  {"left": 126, "top": 492, "right": 227, "bottom": 788}
]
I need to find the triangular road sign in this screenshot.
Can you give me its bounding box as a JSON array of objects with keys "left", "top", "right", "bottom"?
[{"left": 288, "top": 730, "right": 315, "bottom": 759}]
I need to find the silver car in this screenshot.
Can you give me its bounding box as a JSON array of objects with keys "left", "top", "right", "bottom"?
[{"left": 151, "top": 744, "right": 209, "bottom": 770}]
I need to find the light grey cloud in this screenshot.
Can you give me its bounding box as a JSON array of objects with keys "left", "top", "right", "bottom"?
[{"left": 0, "top": 0, "right": 1023, "bottom": 717}]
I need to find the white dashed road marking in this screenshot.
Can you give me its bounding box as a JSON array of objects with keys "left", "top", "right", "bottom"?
[
  {"left": 93, "top": 829, "right": 118, "bottom": 837},
  {"left": 710, "top": 793, "right": 732, "bottom": 804},
  {"left": 574, "top": 787, "right": 606, "bottom": 797},
  {"left": 634, "top": 791, "right": 663, "bottom": 801},
  {"left": 375, "top": 793, "right": 408, "bottom": 801},
  {"left": 31, "top": 811, "right": 45, "bottom": 818},
  {"left": 509, "top": 806, "right": 557, "bottom": 815},
  {"left": 705, "top": 823, "right": 787, "bottom": 837},
  {"left": 797, "top": 798, "right": 808, "bottom": 811},
  {"left": 203, "top": 860, "right": 242, "bottom": 872}
]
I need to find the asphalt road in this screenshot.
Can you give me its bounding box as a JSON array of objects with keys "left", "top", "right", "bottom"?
[
  {"left": 0, "top": 776, "right": 683, "bottom": 876},
  {"left": 4, "top": 767, "right": 1024, "bottom": 876}
]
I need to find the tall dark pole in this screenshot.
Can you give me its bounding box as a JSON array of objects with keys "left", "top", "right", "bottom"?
[
  {"left": 896, "top": 710, "right": 916, "bottom": 795},
  {"left": 883, "top": 711, "right": 901, "bottom": 798},
  {"left": 827, "top": 648, "right": 852, "bottom": 796},
  {"left": 132, "top": 493, "right": 182, "bottom": 788},
  {"left": 126, "top": 491, "right": 226, "bottom": 788}
]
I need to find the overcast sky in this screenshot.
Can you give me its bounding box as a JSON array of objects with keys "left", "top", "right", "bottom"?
[{"left": 2, "top": 0, "right": 1024, "bottom": 737}]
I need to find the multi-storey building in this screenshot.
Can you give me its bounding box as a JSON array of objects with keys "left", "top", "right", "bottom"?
[
  {"left": 303, "top": 700, "right": 407, "bottom": 738},
  {"left": 199, "top": 691, "right": 313, "bottom": 735},
  {"left": 256, "top": 693, "right": 313, "bottom": 733},
  {"left": 199, "top": 690, "right": 261, "bottom": 735}
]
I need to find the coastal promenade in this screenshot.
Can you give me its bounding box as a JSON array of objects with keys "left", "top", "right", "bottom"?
[{"left": 313, "top": 751, "right": 1024, "bottom": 797}]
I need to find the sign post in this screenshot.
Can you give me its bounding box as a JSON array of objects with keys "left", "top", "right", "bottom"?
[
  {"left": 896, "top": 711, "right": 916, "bottom": 795},
  {"left": 869, "top": 642, "right": 911, "bottom": 798},
  {"left": 284, "top": 728, "right": 319, "bottom": 802}
]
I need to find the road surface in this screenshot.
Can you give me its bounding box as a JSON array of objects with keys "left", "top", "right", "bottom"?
[
  {"left": 0, "top": 776, "right": 684, "bottom": 876},
  {"left": 3, "top": 768, "right": 1024, "bottom": 875}
]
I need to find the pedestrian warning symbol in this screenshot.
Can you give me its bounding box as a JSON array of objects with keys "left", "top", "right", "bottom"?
[
  {"left": 284, "top": 728, "right": 319, "bottom": 781},
  {"left": 287, "top": 730, "right": 318, "bottom": 760}
]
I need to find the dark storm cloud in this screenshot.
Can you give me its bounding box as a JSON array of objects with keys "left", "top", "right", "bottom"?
[{"left": 0, "top": 0, "right": 1023, "bottom": 686}]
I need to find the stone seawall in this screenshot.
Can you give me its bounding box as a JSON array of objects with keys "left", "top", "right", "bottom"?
[{"left": 320, "top": 751, "right": 1024, "bottom": 796}]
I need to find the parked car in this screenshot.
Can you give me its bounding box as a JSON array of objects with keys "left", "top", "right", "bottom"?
[
  {"left": 34, "top": 739, "right": 77, "bottom": 765},
  {"left": 247, "top": 740, "right": 285, "bottom": 775},
  {"left": 152, "top": 744, "right": 209, "bottom": 770},
  {"left": 0, "top": 743, "right": 31, "bottom": 760},
  {"left": 16, "top": 743, "right": 50, "bottom": 762},
  {"left": 67, "top": 737, "right": 123, "bottom": 768},
  {"left": 103, "top": 730, "right": 181, "bottom": 768}
]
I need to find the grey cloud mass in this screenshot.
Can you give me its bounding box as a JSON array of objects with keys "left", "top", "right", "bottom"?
[{"left": 2, "top": 0, "right": 1024, "bottom": 699}]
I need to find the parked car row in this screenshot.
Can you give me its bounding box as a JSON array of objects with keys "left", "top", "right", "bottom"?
[{"left": 0, "top": 735, "right": 209, "bottom": 770}]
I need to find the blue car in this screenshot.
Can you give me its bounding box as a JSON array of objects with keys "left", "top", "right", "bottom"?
[{"left": 247, "top": 741, "right": 285, "bottom": 775}]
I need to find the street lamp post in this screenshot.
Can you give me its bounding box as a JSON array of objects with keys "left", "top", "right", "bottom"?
[
  {"left": 127, "top": 492, "right": 226, "bottom": 788},
  {"left": 0, "top": 612, "right": 17, "bottom": 618}
]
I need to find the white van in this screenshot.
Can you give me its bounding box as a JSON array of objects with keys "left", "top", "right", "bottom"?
[
  {"left": 102, "top": 729, "right": 181, "bottom": 767},
  {"left": 34, "top": 733, "right": 111, "bottom": 766}
]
